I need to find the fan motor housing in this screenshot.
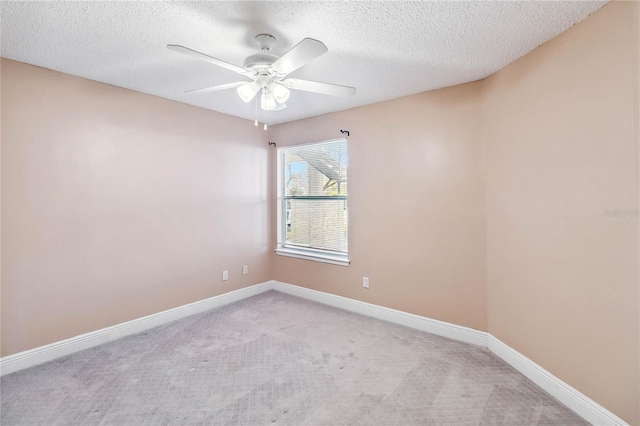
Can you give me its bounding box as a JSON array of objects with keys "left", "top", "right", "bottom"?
[{"left": 243, "top": 53, "right": 278, "bottom": 74}]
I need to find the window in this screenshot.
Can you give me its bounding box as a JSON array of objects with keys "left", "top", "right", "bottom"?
[{"left": 276, "top": 138, "right": 349, "bottom": 266}]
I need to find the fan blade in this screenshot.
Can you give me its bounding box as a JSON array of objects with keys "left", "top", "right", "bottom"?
[
  {"left": 167, "top": 44, "right": 247, "bottom": 75},
  {"left": 270, "top": 38, "right": 328, "bottom": 76},
  {"left": 284, "top": 78, "right": 356, "bottom": 97},
  {"left": 185, "top": 81, "right": 247, "bottom": 94}
]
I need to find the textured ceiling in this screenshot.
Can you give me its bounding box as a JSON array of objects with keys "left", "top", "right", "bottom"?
[{"left": 1, "top": 1, "right": 607, "bottom": 125}]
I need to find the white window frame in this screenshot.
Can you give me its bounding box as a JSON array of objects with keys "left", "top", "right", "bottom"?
[{"left": 275, "top": 138, "right": 350, "bottom": 267}]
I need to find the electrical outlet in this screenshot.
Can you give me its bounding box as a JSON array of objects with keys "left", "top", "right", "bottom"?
[
  {"left": 222, "top": 270, "right": 228, "bottom": 281},
  {"left": 363, "top": 277, "right": 370, "bottom": 288},
  {"left": 242, "top": 265, "right": 248, "bottom": 275}
]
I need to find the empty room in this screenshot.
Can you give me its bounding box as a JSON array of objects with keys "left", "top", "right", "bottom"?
[{"left": 1, "top": 1, "right": 638, "bottom": 425}]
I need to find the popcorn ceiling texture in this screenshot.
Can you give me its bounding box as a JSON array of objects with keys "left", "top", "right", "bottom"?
[{"left": 0, "top": 1, "right": 606, "bottom": 125}]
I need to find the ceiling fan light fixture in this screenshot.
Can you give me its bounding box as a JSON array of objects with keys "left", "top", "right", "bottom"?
[
  {"left": 169, "top": 35, "right": 356, "bottom": 118},
  {"left": 271, "top": 83, "right": 290, "bottom": 104},
  {"left": 261, "top": 89, "right": 277, "bottom": 111},
  {"left": 237, "top": 81, "right": 260, "bottom": 103}
]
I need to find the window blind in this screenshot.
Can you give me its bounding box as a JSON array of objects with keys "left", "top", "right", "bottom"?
[{"left": 281, "top": 139, "right": 348, "bottom": 255}]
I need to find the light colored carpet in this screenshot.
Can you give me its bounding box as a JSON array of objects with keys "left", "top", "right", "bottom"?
[{"left": 1, "top": 290, "right": 588, "bottom": 425}]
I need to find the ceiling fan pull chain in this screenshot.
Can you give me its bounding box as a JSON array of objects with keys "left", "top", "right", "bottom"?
[
  {"left": 262, "top": 100, "right": 267, "bottom": 131},
  {"left": 254, "top": 95, "right": 259, "bottom": 127}
]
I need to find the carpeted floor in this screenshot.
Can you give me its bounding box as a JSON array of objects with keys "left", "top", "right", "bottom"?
[{"left": 1, "top": 290, "right": 588, "bottom": 425}]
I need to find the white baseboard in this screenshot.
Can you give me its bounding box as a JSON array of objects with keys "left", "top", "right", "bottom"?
[
  {"left": 1, "top": 280, "right": 626, "bottom": 425},
  {"left": 270, "top": 281, "right": 626, "bottom": 425},
  {"left": 270, "top": 281, "right": 489, "bottom": 347},
  {"left": 487, "top": 335, "right": 627, "bottom": 426},
  {"left": 0, "top": 281, "right": 272, "bottom": 376}
]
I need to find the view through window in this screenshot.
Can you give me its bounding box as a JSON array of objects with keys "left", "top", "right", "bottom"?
[{"left": 278, "top": 139, "right": 348, "bottom": 263}]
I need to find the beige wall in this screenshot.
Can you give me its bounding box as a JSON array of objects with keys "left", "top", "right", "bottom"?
[
  {"left": 269, "top": 82, "right": 488, "bottom": 332},
  {"left": 1, "top": 1, "right": 638, "bottom": 423},
  {"left": 483, "top": 2, "right": 639, "bottom": 423},
  {"left": 1, "top": 59, "right": 271, "bottom": 356},
  {"left": 269, "top": 2, "right": 639, "bottom": 422}
]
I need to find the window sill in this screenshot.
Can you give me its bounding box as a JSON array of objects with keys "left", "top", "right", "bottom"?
[{"left": 275, "top": 247, "right": 350, "bottom": 267}]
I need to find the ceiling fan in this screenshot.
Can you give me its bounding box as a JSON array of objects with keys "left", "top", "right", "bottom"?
[{"left": 167, "top": 34, "right": 356, "bottom": 112}]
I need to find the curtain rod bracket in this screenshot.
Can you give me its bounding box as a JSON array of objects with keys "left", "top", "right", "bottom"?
[
  {"left": 268, "top": 142, "right": 276, "bottom": 147},
  {"left": 340, "top": 130, "right": 350, "bottom": 137}
]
